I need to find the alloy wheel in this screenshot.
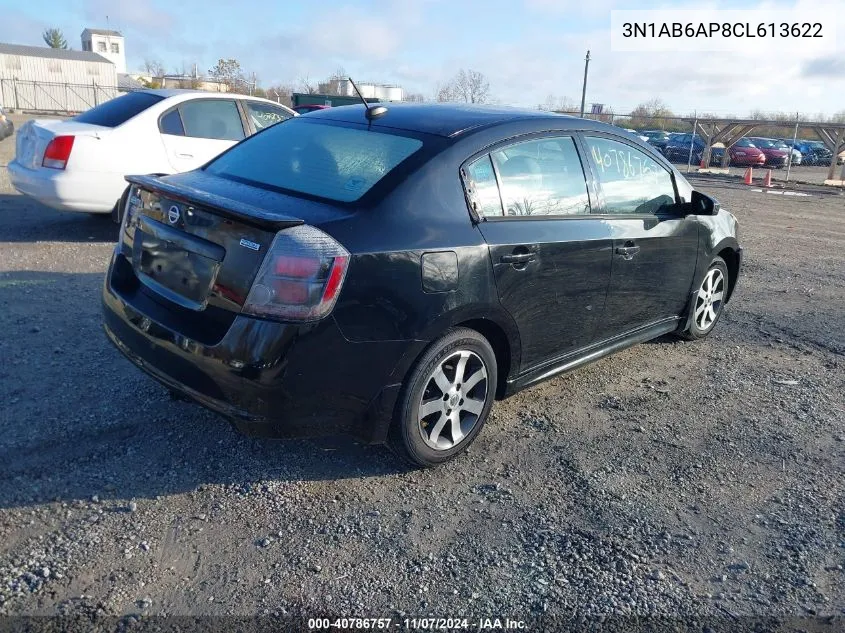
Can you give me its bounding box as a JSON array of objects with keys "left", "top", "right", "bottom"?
[
  {"left": 417, "top": 350, "right": 488, "bottom": 451},
  {"left": 694, "top": 268, "right": 725, "bottom": 331}
]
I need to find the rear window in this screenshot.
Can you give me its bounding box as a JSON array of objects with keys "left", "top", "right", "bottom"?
[
  {"left": 205, "top": 119, "right": 424, "bottom": 203},
  {"left": 73, "top": 92, "right": 164, "bottom": 127}
]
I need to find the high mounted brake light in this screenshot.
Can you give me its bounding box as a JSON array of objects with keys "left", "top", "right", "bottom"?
[
  {"left": 42, "top": 135, "right": 75, "bottom": 170},
  {"left": 242, "top": 225, "right": 350, "bottom": 322}
]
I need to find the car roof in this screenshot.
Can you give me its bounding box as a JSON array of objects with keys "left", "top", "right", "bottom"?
[
  {"left": 137, "top": 89, "right": 295, "bottom": 113},
  {"left": 302, "top": 102, "right": 609, "bottom": 138}
]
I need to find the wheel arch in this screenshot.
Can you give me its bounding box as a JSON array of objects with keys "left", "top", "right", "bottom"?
[
  {"left": 396, "top": 306, "right": 521, "bottom": 401},
  {"left": 454, "top": 317, "right": 513, "bottom": 399},
  {"left": 716, "top": 246, "right": 740, "bottom": 303}
]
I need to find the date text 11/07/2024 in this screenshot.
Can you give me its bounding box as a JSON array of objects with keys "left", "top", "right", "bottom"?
[{"left": 307, "top": 617, "right": 527, "bottom": 630}]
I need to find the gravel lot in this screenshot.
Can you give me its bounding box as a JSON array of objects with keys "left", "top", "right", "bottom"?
[{"left": 0, "top": 117, "right": 843, "bottom": 631}]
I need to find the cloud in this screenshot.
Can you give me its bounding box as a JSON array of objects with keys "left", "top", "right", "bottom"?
[
  {"left": 802, "top": 56, "right": 845, "bottom": 77},
  {"left": 83, "top": 0, "right": 175, "bottom": 35}
]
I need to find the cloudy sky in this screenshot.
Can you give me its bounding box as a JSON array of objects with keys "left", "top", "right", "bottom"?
[{"left": 0, "top": 0, "right": 842, "bottom": 117}]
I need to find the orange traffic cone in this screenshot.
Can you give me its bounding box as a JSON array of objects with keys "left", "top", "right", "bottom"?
[
  {"left": 762, "top": 169, "right": 773, "bottom": 188},
  {"left": 743, "top": 167, "right": 753, "bottom": 185}
]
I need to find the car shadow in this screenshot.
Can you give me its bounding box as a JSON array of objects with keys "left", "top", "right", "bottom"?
[
  {"left": 0, "top": 194, "right": 119, "bottom": 243},
  {"left": 0, "top": 270, "right": 409, "bottom": 512}
]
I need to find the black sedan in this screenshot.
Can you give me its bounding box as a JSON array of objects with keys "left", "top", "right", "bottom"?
[{"left": 103, "top": 104, "right": 742, "bottom": 467}]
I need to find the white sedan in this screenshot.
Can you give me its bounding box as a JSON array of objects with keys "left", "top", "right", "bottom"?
[{"left": 8, "top": 89, "right": 295, "bottom": 221}]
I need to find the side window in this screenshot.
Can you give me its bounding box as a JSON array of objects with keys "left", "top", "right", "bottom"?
[
  {"left": 490, "top": 136, "right": 590, "bottom": 216},
  {"left": 464, "top": 155, "right": 504, "bottom": 218},
  {"left": 178, "top": 100, "right": 245, "bottom": 141},
  {"left": 159, "top": 109, "right": 185, "bottom": 136},
  {"left": 584, "top": 136, "right": 676, "bottom": 215},
  {"left": 245, "top": 101, "right": 292, "bottom": 131}
]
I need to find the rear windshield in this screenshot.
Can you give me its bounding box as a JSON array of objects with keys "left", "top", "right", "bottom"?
[
  {"left": 205, "top": 119, "right": 424, "bottom": 203},
  {"left": 73, "top": 92, "right": 164, "bottom": 127}
]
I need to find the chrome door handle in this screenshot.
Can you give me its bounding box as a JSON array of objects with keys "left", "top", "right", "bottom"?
[
  {"left": 500, "top": 253, "right": 536, "bottom": 264},
  {"left": 615, "top": 245, "right": 640, "bottom": 260}
]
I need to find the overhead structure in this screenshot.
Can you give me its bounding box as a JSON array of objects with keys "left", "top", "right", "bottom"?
[{"left": 686, "top": 117, "right": 845, "bottom": 182}]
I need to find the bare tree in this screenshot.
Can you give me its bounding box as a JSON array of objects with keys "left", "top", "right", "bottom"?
[
  {"left": 267, "top": 84, "right": 295, "bottom": 106},
  {"left": 404, "top": 92, "right": 426, "bottom": 103},
  {"left": 144, "top": 59, "right": 165, "bottom": 78},
  {"left": 629, "top": 98, "right": 675, "bottom": 130},
  {"left": 298, "top": 75, "right": 318, "bottom": 95},
  {"left": 436, "top": 69, "right": 490, "bottom": 104},
  {"left": 538, "top": 94, "right": 576, "bottom": 112},
  {"left": 209, "top": 58, "right": 247, "bottom": 92}
]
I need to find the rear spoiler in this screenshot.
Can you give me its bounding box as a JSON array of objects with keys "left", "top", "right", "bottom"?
[{"left": 125, "top": 174, "right": 304, "bottom": 232}]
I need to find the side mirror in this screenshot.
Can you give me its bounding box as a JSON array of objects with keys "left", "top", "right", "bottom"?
[{"left": 690, "top": 190, "right": 720, "bottom": 216}]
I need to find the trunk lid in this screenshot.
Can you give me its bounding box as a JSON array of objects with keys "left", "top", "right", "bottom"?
[
  {"left": 118, "top": 171, "right": 347, "bottom": 319},
  {"left": 15, "top": 119, "right": 110, "bottom": 170}
]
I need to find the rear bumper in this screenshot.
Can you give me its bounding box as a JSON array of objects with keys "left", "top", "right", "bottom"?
[
  {"left": 102, "top": 251, "right": 422, "bottom": 443},
  {"left": 7, "top": 159, "right": 123, "bottom": 213}
]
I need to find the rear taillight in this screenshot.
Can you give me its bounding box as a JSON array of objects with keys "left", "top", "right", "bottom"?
[
  {"left": 42, "top": 135, "right": 75, "bottom": 170},
  {"left": 243, "top": 225, "right": 350, "bottom": 322}
]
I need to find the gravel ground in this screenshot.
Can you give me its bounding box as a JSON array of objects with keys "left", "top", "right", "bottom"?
[{"left": 0, "top": 119, "right": 844, "bottom": 632}]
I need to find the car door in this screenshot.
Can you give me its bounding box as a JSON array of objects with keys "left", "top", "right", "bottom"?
[
  {"left": 465, "top": 134, "right": 614, "bottom": 373},
  {"left": 158, "top": 99, "right": 246, "bottom": 172},
  {"left": 580, "top": 134, "right": 699, "bottom": 341}
]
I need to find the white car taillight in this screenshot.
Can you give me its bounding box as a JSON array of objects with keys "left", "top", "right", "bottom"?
[
  {"left": 243, "top": 225, "right": 350, "bottom": 322},
  {"left": 42, "top": 135, "right": 75, "bottom": 170}
]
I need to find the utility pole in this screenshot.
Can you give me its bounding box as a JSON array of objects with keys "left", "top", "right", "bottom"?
[{"left": 579, "top": 50, "right": 590, "bottom": 118}]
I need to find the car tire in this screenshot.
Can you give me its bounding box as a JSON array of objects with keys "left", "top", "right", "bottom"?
[
  {"left": 389, "top": 327, "right": 497, "bottom": 468},
  {"left": 680, "top": 256, "right": 729, "bottom": 341},
  {"left": 111, "top": 187, "right": 130, "bottom": 225}
]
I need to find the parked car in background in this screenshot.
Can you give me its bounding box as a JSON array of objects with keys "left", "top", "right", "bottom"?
[
  {"left": 103, "top": 103, "right": 741, "bottom": 467},
  {"left": 785, "top": 139, "right": 834, "bottom": 166},
  {"left": 0, "top": 107, "right": 13, "bottom": 141},
  {"left": 662, "top": 133, "right": 724, "bottom": 165},
  {"left": 771, "top": 139, "right": 802, "bottom": 165},
  {"left": 293, "top": 104, "right": 331, "bottom": 115},
  {"left": 804, "top": 141, "right": 834, "bottom": 166},
  {"left": 727, "top": 138, "right": 767, "bottom": 167},
  {"left": 624, "top": 128, "right": 650, "bottom": 143},
  {"left": 640, "top": 130, "right": 671, "bottom": 152},
  {"left": 747, "top": 138, "right": 790, "bottom": 168},
  {"left": 7, "top": 90, "right": 296, "bottom": 222}
]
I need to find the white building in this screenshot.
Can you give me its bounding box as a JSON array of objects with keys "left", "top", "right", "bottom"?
[
  {"left": 0, "top": 42, "right": 118, "bottom": 111},
  {"left": 81, "top": 28, "right": 125, "bottom": 73},
  {"left": 320, "top": 78, "right": 404, "bottom": 102}
]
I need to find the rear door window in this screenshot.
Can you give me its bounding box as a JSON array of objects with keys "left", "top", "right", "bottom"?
[
  {"left": 490, "top": 136, "right": 591, "bottom": 216},
  {"left": 73, "top": 92, "right": 164, "bottom": 127},
  {"left": 178, "top": 100, "right": 245, "bottom": 141},
  {"left": 583, "top": 136, "right": 677, "bottom": 215}
]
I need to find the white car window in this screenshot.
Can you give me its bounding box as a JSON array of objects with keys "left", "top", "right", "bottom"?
[
  {"left": 246, "top": 101, "right": 292, "bottom": 131},
  {"left": 178, "top": 100, "right": 245, "bottom": 142}
]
